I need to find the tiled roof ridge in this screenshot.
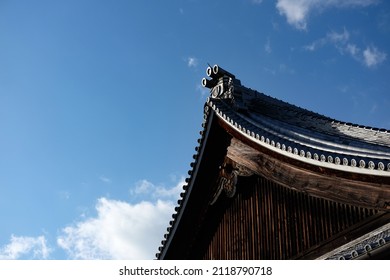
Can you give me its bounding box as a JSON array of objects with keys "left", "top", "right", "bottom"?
[
  {"left": 202, "top": 64, "right": 390, "bottom": 174},
  {"left": 209, "top": 98, "right": 390, "bottom": 174},
  {"left": 235, "top": 78, "right": 390, "bottom": 135}
]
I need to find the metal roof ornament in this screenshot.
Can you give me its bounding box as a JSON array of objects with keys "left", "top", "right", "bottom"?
[{"left": 202, "top": 64, "right": 238, "bottom": 100}]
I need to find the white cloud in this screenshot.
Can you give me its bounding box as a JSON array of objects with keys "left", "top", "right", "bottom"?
[
  {"left": 0, "top": 235, "right": 51, "bottom": 260},
  {"left": 276, "top": 0, "right": 311, "bottom": 30},
  {"left": 363, "top": 46, "right": 387, "bottom": 68},
  {"left": 58, "top": 178, "right": 185, "bottom": 259},
  {"left": 252, "top": 0, "right": 263, "bottom": 4},
  {"left": 57, "top": 198, "right": 175, "bottom": 259},
  {"left": 276, "top": 0, "right": 378, "bottom": 30},
  {"left": 187, "top": 57, "right": 198, "bottom": 68}
]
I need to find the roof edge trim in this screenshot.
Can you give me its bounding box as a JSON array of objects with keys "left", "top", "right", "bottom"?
[
  {"left": 317, "top": 222, "right": 390, "bottom": 260},
  {"left": 158, "top": 110, "right": 216, "bottom": 259},
  {"left": 209, "top": 100, "right": 390, "bottom": 177}
]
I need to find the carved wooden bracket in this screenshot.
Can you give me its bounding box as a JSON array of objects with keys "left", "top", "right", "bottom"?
[{"left": 210, "top": 158, "right": 254, "bottom": 205}]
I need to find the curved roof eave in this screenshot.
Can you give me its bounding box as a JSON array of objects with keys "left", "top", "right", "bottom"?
[
  {"left": 157, "top": 109, "right": 217, "bottom": 259},
  {"left": 204, "top": 64, "right": 390, "bottom": 177},
  {"left": 210, "top": 98, "right": 390, "bottom": 177},
  {"left": 156, "top": 64, "right": 390, "bottom": 259}
]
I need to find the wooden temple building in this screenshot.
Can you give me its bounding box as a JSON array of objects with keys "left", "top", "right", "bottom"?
[{"left": 156, "top": 65, "right": 390, "bottom": 260}]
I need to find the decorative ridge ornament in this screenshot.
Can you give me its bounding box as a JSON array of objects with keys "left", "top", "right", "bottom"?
[{"left": 202, "top": 64, "right": 241, "bottom": 101}]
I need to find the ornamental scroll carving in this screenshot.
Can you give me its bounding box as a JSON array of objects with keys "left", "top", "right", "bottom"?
[
  {"left": 202, "top": 65, "right": 237, "bottom": 101},
  {"left": 210, "top": 76, "right": 234, "bottom": 100},
  {"left": 210, "top": 158, "right": 254, "bottom": 205}
]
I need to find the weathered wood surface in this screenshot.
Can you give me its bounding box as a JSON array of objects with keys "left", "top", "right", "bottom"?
[
  {"left": 227, "top": 137, "right": 390, "bottom": 211},
  {"left": 200, "top": 175, "right": 378, "bottom": 260}
]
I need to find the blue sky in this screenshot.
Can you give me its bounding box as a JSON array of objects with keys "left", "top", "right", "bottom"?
[{"left": 0, "top": 0, "right": 389, "bottom": 259}]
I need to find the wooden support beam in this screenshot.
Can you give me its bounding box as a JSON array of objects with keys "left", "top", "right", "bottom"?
[{"left": 227, "top": 137, "right": 390, "bottom": 211}]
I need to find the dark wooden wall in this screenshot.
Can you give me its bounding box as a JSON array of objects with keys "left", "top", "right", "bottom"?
[{"left": 196, "top": 175, "right": 377, "bottom": 260}]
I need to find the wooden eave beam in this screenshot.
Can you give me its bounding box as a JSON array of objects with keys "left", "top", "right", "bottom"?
[{"left": 218, "top": 118, "right": 390, "bottom": 211}]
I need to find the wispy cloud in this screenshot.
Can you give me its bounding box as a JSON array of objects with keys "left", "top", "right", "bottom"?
[
  {"left": 99, "top": 175, "right": 111, "bottom": 184},
  {"left": 263, "top": 67, "right": 276, "bottom": 75},
  {"left": 327, "top": 29, "right": 350, "bottom": 44},
  {"left": 263, "top": 63, "right": 295, "bottom": 76},
  {"left": 276, "top": 0, "right": 378, "bottom": 30},
  {"left": 345, "top": 43, "right": 360, "bottom": 57},
  {"left": 131, "top": 178, "right": 184, "bottom": 200},
  {"left": 279, "top": 63, "right": 295, "bottom": 74},
  {"left": 304, "top": 28, "right": 387, "bottom": 68},
  {"left": 304, "top": 28, "right": 349, "bottom": 51},
  {"left": 337, "top": 84, "right": 350, "bottom": 93},
  {"left": 0, "top": 235, "right": 51, "bottom": 259},
  {"left": 187, "top": 57, "right": 198, "bottom": 68},
  {"left": 264, "top": 38, "right": 272, "bottom": 54},
  {"left": 251, "top": 0, "right": 263, "bottom": 4},
  {"left": 370, "top": 102, "right": 378, "bottom": 114},
  {"left": 57, "top": 178, "right": 184, "bottom": 259},
  {"left": 363, "top": 46, "right": 387, "bottom": 68},
  {"left": 58, "top": 190, "right": 71, "bottom": 200}
]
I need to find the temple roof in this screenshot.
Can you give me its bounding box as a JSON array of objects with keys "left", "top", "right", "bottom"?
[
  {"left": 205, "top": 65, "right": 390, "bottom": 174},
  {"left": 156, "top": 65, "right": 390, "bottom": 259}
]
